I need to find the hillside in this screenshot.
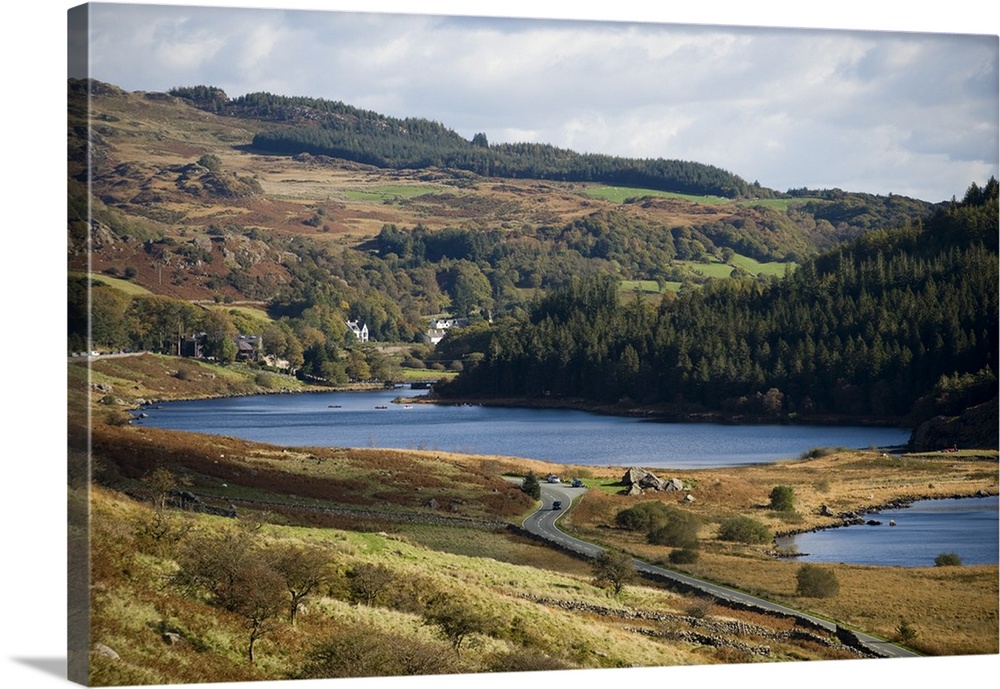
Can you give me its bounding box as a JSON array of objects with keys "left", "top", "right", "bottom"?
[
  {"left": 68, "top": 78, "right": 942, "bottom": 300},
  {"left": 68, "top": 78, "right": 953, "bottom": 393},
  {"left": 69, "top": 352, "right": 997, "bottom": 686},
  {"left": 67, "top": 74, "right": 998, "bottom": 686},
  {"left": 434, "top": 182, "right": 998, "bottom": 436}
]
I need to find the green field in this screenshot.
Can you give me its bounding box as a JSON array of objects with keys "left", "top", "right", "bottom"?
[
  {"left": 203, "top": 303, "right": 274, "bottom": 323},
  {"left": 579, "top": 185, "right": 733, "bottom": 205},
  {"left": 620, "top": 255, "right": 793, "bottom": 296},
  {"left": 619, "top": 279, "right": 682, "bottom": 295},
  {"left": 342, "top": 185, "right": 440, "bottom": 203},
  {"left": 738, "top": 197, "right": 823, "bottom": 211},
  {"left": 577, "top": 186, "right": 826, "bottom": 211},
  {"left": 72, "top": 272, "right": 154, "bottom": 296},
  {"left": 729, "top": 254, "right": 794, "bottom": 277}
]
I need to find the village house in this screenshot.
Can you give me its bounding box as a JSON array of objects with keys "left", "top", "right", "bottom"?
[
  {"left": 425, "top": 317, "right": 470, "bottom": 345},
  {"left": 346, "top": 320, "right": 369, "bottom": 342},
  {"left": 234, "top": 334, "right": 263, "bottom": 361},
  {"left": 180, "top": 333, "right": 263, "bottom": 361}
]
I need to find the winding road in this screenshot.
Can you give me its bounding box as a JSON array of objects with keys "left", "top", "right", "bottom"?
[{"left": 522, "top": 481, "right": 919, "bottom": 659}]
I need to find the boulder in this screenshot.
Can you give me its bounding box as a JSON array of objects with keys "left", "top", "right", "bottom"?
[
  {"left": 93, "top": 643, "right": 120, "bottom": 660},
  {"left": 622, "top": 467, "right": 646, "bottom": 485},
  {"left": 663, "top": 478, "right": 684, "bottom": 492},
  {"left": 638, "top": 473, "right": 665, "bottom": 490},
  {"left": 622, "top": 467, "right": 685, "bottom": 495}
]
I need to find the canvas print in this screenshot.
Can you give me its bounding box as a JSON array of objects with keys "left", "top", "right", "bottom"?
[{"left": 67, "top": 2, "right": 998, "bottom": 687}]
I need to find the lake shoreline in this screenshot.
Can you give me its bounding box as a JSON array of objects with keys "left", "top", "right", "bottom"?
[
  {"left": 772, "top": 489, "right": 1000, "bottom": 540},
  {"left": 772, "top": 490, "right": 998, "bottom": 567},
  {"left": 399, "top": 391, "right": 911, "bottom": 432}
]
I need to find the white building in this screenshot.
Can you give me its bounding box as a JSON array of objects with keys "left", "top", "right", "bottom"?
[{"left": 346, "top": 320, "right": 369, "bottom": 342}]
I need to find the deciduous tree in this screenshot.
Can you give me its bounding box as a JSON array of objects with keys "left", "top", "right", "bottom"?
[
  {"left": 271, "top": 544, "right": 331, "bottom": 624},
  {"left": 591, "top": 549, "right": 636, "bottom": 596}
]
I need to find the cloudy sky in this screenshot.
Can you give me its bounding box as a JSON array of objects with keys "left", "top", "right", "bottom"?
[{"left": 70, "top": 1, "right": 998, "bottom": 202}]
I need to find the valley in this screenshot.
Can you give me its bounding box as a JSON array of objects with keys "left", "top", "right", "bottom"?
[{"left": 67, "top": 77, "right": 998, "bottom": 686}]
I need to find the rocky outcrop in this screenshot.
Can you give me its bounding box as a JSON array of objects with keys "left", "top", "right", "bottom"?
[
  {"left": 621, "top": 467, "right": 686, "bottom": 495},
  {"left": 909, "top": 396, "right": 998, "bottom": 451}
]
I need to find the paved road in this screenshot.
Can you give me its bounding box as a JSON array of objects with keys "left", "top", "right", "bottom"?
[{"left": 522, "top": 481, "right": 919, "bottom": 659}]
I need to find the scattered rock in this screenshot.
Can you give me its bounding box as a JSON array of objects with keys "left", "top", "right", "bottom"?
[
  {"left": 162, "top": 632, "right": 184, "bottom": 646},
  {"left": 93, "top": 643, "right": 120, "bottom": 660}
]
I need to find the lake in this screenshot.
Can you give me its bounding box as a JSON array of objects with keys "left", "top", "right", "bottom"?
[
  {"left": 136, "top": 386, "right": 911, "bottom": 469},
  {"left": 775, "top": 495, "right": 998, "bottom": 567}
]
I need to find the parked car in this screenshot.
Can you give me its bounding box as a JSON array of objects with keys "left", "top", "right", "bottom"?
[
  {"left": 547, "top": 475, "right": 561, "bottom": 483},
  {"left": 571, "top": 478, "right": 584, "bottom": 487}
]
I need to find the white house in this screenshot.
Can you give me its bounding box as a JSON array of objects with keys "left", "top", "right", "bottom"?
[
  {"left": 346, "top": 320, "right": 369, "bottom": 342},
  {"left": 425, "top": 317, "right": 470, "bottom": 345}
]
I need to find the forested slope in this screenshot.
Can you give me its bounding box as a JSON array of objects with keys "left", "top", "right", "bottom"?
[
  {"left": 435, "top": 180, "right": 999, "bottom": 436},
  {"left": 173, "top": 87, "right": 767, "bottom": 198}
]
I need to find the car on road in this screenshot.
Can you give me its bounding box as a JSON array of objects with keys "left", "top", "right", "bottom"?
[{"left": 552, "top": 501, "right": 562, "bottom": 510}]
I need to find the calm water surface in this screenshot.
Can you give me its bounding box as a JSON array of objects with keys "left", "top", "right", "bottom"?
[
  {"left": 138, "top": 387, "right": 996, "bottom": 565},
  {"left": 776, "top": 495, "right": 998, "bottom": 567},
  {"left": 138, "top": 386, "right": 911, "bottom": 469}
]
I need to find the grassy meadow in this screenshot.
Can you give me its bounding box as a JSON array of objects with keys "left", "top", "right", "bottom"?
[
  {"left": 579, "top": 185, "right": 733, "bottom": 205},
  {"left": 341, "top": 184, "right": 441, "bottom": 203}
]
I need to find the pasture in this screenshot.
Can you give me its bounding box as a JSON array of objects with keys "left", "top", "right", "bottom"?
[{"left": 579, "top": 185, "right": 733, "bottom": 205}]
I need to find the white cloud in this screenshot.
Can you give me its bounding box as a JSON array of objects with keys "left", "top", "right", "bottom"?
[{"left": 77, "top": 1, "right": 998, "bottom": 202}]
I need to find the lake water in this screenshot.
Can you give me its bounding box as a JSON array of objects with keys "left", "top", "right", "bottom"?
[
  {"left": 775, "top": 495, "right": 998, "bottom": 567},
  {"left": 137, "top": 386, "right": 911, "bottom": 469},
  {"left": 137, "top": 387, "right": 996, "bottom": 566}
]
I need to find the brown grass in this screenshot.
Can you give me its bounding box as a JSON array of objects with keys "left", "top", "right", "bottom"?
[
  {"left": 77, "top": 351, "right": 998, "bottom": 665},
  {"left": 558, "top": 450, "right": 998, "bottom": 657}
]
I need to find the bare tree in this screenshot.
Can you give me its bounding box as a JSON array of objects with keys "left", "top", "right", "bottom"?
[
  {"left": 591, "top": 549, "right": 637, "bottom": 596},
  {"left": 271, "top": 544, "right": 331, "bottom": 625},
  {"left": 173, "top": 529, "right": 286, "bottom": 663},
  {"left": 422, "top": 592, "right": 495, "bottom": 655},
  {"left": 346, "top": 562, "right": 396, "bottom": 607}
]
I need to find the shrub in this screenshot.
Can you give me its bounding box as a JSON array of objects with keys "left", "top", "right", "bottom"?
[
  {"left": 799, "top": 446, "right": 845, "bottom": 459},
  {"left": 646, "top": 509, "right": 700, "bottom": 549},
  {"left": 796, "top": 564, "right": 840, "bottom": 598},
  {"left": 254, "top": 372, "right": 280, "bottom": 389},
  {"left": 896, "top": 618, "right": 918, "bottom": 644},
  {"left": 934, "top": 552, "right": 963, "bottom": 567},
  {"left": 717, "top": 515, "right": 771, "bottom": 544},
  {"left": 768, "top": 485, "right": 796, "bottom": 512},
  {"left": 668, "top": 547, "right": 700, "bottom": 565},
  {"left": 198, "top": 153, "right": 222, "bottom": 172},
  {"left": 615, "top": 501, "right": 672, "bottom": 532},
  {"left": 684, "top": 597, "right": 714, "bottom": 619},
  {"left": 297, "top": 623, "right": 456, "bottom": 678},
  {"left": 487, "top": 649, "right": 574, "bottom": 673}
]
